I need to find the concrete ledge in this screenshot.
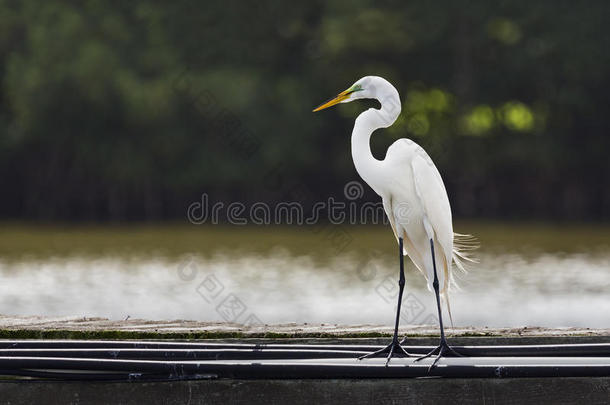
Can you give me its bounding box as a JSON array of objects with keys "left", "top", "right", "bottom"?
[
  {"left": 1, "top": 315, "right": 608, "bottom": 341},
  {"left": 0, "top": 377, "right": 608, "bottom": 405}
]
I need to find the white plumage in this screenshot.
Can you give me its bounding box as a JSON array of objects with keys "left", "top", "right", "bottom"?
[{"left": 314, "top": 75, "right": 476, "bottom": 365}]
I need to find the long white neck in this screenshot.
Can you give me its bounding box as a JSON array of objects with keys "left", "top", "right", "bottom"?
[{"left": 351, "top": 78, "right": 401, "bottom": 188}]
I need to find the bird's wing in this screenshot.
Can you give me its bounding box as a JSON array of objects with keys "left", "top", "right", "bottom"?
[{"left": 410, "top": 153, "right": 454, "bottom": 285}]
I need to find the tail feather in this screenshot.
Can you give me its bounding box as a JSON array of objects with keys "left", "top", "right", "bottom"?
[
  {"left": 452, "top": 232, "right": 479, "bottom": 274},
  {"left": 443, "top": 232, "right": 479, "bottom": 329}
]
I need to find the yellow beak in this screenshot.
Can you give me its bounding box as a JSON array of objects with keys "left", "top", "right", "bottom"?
[{"left": 312, "top": 88, "right": 353, "bottom": 112}]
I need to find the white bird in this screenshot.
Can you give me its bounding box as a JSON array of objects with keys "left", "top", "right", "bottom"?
[{"left": 313, "top": 76, "right": 475, "bottom": 367}]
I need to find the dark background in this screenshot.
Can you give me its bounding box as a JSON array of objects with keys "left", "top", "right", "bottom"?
[{"left": 1, "top": 0, "right": 609, "bottom": 222}]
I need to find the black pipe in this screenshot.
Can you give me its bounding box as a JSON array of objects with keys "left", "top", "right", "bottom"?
[
  {"left": 0, "top": 345, "right": 610, "bottom": 360},
  {"left": 0, "top": 341, "right": 608, "bottom": 381},
  {"left": 0, "top": 357, "right": 608, "bottom": 380},
  {"left": 0, "top": 348, "right": 365, "bottom": 360},
  {"left": 0, "top": 342, "right": 609, "bottom": 357}
]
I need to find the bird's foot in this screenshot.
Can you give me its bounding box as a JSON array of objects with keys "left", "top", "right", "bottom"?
[
  {"left": 414, "top": 338, "right": 462, "bottom": 370},
  {"left": 358, "top": 337, "right": 411, "bottom": 366}
]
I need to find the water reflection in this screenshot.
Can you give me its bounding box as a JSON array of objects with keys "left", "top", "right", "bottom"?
[{"left": 0, "top": 223, "right": 608, "bottom": 328}]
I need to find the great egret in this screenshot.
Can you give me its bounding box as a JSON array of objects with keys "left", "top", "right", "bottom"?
[{"left": 313, "top": 76, "right": 475, "bottom": 367}]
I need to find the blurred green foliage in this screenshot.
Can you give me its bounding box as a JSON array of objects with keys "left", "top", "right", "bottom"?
[{"left": 0, "top": 0, "right": 609, "bottom": 221}]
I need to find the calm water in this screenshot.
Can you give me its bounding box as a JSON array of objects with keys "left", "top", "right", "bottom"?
[{"left": 0, "top": 223, "right": 608, "bottom": 328}]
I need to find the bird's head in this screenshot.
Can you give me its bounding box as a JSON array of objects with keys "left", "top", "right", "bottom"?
[
  {"left": 312, "top": 76, "right": 401, "bottom": 127},
  {"left": 312, "top": 77, "right": 374, "bottom": 112}
]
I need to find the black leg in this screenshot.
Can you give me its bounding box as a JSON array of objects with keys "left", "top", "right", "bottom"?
[
  {"left": 393, "top": 236, "right": 406, "bottom": 341},
  {"left": 358, "top": 237, "right": 410, "bottom": 365},
  {"left": 414, "top": 238, "right": 462, "bottom": 369}
]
